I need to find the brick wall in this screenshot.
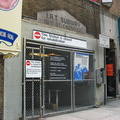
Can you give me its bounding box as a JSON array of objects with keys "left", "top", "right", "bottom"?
[
  {"left": 0, "top": 55, "right": 4, "bottom": 120},
  {"left": 22, "top": 0, "right": 100, "bottom": 38},
  {"left": 109, "top": 0, "right": 120, "bottom": 17},
  {"left": 99, "top": 0, "right": 120, "bottom": 17}
]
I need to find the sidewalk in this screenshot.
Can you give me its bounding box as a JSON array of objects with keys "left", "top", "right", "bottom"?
[{"left": 45, "top": 98, "right": 120, "bottom": 120}]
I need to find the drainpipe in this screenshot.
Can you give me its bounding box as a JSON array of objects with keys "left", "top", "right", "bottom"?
[{"left": 118, "top": 18, "right": 120, "bottom": 44}]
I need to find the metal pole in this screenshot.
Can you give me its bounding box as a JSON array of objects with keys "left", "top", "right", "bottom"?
[
  {"left": 32, "top": 48, "right": 34, "bottom": 117},
  {"left": 104, "top": 48, "right": 107, "bottom": 105},
  {"left": 40, "top": 45, "right": 44, "bottom": 118},
  {"left": 71, "top": 52, "right": 75, "bottom": 111},
  {"left": 23, "top": 37, "right": 26, "bottom": 120},
  {"left": 93, "top": 53, "right": 96, "bottom": 106}
]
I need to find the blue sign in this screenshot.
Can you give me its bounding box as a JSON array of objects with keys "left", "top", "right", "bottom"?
[
  {"left": 74, "top": 53, "right": 89, "bottom": 81},
  {"left": 0, "top": 28, "right": 18, "bottom": 46},
  {"left": 74, "top": 64, "right": 88, "bottom": 80}
]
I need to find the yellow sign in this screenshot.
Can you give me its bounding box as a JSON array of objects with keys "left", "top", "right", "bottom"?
[{"left": 0, "top": 0, "right": 22, "bottom": 56}]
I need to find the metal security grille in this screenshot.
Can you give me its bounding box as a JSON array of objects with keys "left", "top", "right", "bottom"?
[
  {"left": 24, "top": 43, "right": 42, "bottom": 119},
  {"left": 43, "top": 48, "right": 72, "bottom": 115},
  {"left": 73, "top": 54, "right": 95, "bottom": 110},
  {"left": 23, "top": 39, "right": 95, "bottom": 119}
]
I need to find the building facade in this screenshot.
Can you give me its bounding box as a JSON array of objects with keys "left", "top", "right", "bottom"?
[
  {"left": 100, "top": 0, "right": 120, "bottom": 99},
  {"left": 21, "top": 0, "right": 102, "bottom": 119},
  {"left": 1, "top": 0, "right": 120, "bottom": 120},
  {"left": 21, "top": 18, "right": 97, "bottom": 119}
]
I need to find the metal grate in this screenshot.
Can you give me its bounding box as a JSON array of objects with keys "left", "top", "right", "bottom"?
[
  {"left": 23, "top": 39, "right": 95, "bottom": 119},
  {"left": 25, "top": 45, "right": 42, "bottom": 118},
  {"left": 43, "top": 48, "right": 72, "bottom": 114}
]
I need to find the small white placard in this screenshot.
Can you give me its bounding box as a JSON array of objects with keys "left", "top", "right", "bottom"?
[
  {"left": 102, "top": 0, "right": 112, "bottom": 3},
  {"left": 26, "top": 60, "right": 41, "bottom": 78},
  {"left": 99, "top": 34, "right": 110, "bottom": 48}
]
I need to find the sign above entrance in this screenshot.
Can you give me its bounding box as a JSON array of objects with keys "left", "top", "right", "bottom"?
[
  {"left": 33, "top": 30, "right": 87, "bottom": 49},
  {"left": 99, "top": 34, "right": 110, "bottom": 48},
  {"left": 37, "top": 10, "right": 86, "bottom": 34}
]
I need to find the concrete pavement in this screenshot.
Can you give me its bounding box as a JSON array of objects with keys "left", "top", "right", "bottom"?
[{"left": 45, "top": 98, "right": 120, "bottom": 120}]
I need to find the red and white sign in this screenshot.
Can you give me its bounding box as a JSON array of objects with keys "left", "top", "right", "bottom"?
[
  {"left": 33, "top": 30, "right": 87, "bottom": 49},
  {"left": 26, "top": 60, "right": 31, "bottom": 66},
  {"left": 34, "top": 31, "right": 41, "bottom": 39},
  {"left": 26, "top": 60, "right": 41, "bottom": 78}
]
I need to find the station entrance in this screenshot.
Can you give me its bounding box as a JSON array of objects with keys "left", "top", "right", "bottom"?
[{"left": 23, "top": 39, "right": 95, "bottom": 119}]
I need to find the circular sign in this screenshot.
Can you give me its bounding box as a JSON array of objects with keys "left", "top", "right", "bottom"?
[
  {"left": 26, "top": 61, "right": 31, "bottom": 66},
  {"left": 34, "top": 32, "right": 41, "bottom": 39}
]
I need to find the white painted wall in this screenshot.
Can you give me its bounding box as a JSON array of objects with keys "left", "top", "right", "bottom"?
[
  {"left": 4, "top": 54, "right": 22, "bottom": 120},
  {"left": 3, "top": 18, "right": 107, "bottom": 120}
]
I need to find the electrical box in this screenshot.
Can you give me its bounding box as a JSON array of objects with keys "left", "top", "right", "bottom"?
[{"left": 96, "top": 68, "right": 104, "bottom": 85}]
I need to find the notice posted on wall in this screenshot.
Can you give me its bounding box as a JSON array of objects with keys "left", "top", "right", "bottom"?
[
  {"left": 74, "top": 53, "right": 89, "bottom": 80},
  {"left": 26, "top": 60, "right": 41, "bottom": 78},
  {"left": 49, "top": 55, "right": 70, "bottom": 80}
]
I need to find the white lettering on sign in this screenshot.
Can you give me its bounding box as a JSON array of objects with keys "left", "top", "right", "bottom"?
[
  {"left": 7, "top": 33, "right": 14, "bottom": 40},
  {"left": 0, "top": 31, "right": 6, "bottom": 37}
]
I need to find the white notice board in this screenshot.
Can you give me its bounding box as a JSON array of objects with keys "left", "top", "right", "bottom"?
[
  {"left": 102, "top": 0, "right": 112, "bottom": 3},
  {"left": 26, "top": 60, "right": 41, "bottom": 78},
  {"left": 99, "top": 34, "right": 110, "bottom": 48}
]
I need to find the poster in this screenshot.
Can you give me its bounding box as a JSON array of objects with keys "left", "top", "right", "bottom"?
[
  {"left": 74, "top": 53, "right": 89, "bottom": 80},
  {"left": 26, "top": 60, "right": 41, "bottom": 78},
  {"left": 45, "top": 49, "right": 70, "bottom": 80},
  {"left": 49, "top": 55, "right": 69, "bottom": 80}
]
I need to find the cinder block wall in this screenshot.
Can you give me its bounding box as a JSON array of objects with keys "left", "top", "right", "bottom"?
[{"left": 0, "top": 55, "right": 4, "bottom": 120}]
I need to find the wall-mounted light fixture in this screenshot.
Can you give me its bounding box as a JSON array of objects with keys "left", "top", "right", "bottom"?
[
  {"left": 29, "top": 53, "right": 49, "bottom": 57},
  {"left": 29, "top": 53, "right": 60, "bottom": 57},
  {"left": 102, "top": 0, "right": 113, "bottom": 7}
]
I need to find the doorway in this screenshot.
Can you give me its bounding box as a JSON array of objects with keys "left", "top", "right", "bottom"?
[{"left": 106, "top": 40, "right": 116, "bottom": 97}]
